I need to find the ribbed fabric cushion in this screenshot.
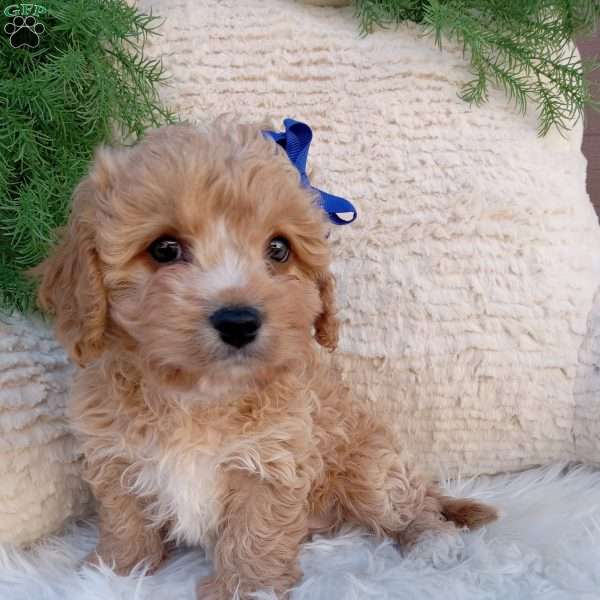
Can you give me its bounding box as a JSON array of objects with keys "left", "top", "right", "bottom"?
[{"left": 0, "top": 313, "right": 91, "bottom": 545}]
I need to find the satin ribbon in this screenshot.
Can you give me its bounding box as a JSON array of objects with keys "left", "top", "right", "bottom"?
[{"left": 263, "top": 119, "right": 357, "bottom": 225}]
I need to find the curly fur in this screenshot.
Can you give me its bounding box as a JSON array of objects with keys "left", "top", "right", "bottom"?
[{"left": 34, "top": 119, "right": 497, "bottom": 599}]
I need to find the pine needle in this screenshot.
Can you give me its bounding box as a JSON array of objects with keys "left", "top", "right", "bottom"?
[
  {"left": 353, "top": 0, "right": 600, "bottom": 137},
  {"left": 0, "top": 0, "right": 176, "bottom": 313}
]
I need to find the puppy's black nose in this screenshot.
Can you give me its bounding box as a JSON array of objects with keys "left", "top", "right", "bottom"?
[{"left": 209, "top": 306, "right": 262, "bottom": 348}]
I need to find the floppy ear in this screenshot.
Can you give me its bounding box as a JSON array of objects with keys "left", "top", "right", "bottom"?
[
  {"left": 33, "top": 177, "right": 107, "bottom": 367},
  {"left": 314, "top": 271, "right": 339, "bottom": 351}
]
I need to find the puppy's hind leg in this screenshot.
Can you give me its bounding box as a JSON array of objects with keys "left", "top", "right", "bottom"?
[
  {"left": 331, "top": 416, "right": 497, "bottom": 549},
  {"left": 438, "top": 491, "right": 498, "bottom": 529},
  {"left": 394, "top": 485, "right": 498, "bottom": 548}
]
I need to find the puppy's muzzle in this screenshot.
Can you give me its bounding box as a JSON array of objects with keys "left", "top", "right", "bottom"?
[{"left": 210, "top": 306, "right": 262, "bottom": 348}]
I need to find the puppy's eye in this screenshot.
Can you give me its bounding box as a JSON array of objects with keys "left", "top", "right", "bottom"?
[
  {"left": 148, "top": 236, "right": 182, "bottom": 263},
  {"left": 267, "top": 237, "right": 290, "bottom": 263}
]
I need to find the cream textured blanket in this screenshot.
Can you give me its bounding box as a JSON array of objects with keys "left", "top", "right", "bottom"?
[
  {"left": 1, "top": 0, "right": 600, "bottom": 545},
  {"left": 136, "top": 0, "right": 600, "bottom": 472}
]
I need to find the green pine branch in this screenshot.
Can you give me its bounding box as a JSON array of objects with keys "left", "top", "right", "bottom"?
[
  {"left": 353, "top": 0, "right": 600, "bottom": 136},
  {"left": 0, "top": 0, "right": 176, "bottom": 313}
]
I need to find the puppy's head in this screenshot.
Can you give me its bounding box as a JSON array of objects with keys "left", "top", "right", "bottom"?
[{"left": 35, "top": 120, "right": 339, "bottom": 389}]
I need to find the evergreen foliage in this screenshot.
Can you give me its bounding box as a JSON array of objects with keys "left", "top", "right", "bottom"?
[
  {"left": 0, "top": 0, "right": 175, "bottom": 312},
  {"left": 354, "top": 0, "right": 600, "bottom": 136}
]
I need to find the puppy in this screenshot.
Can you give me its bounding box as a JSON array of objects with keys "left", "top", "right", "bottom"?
[{"left": 35, "top": 120, "right": 496, "bottom": 599}]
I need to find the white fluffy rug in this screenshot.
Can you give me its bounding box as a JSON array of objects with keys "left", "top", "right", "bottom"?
[{"left": 1, "top": 464, "right": 599, "bottom": 600}]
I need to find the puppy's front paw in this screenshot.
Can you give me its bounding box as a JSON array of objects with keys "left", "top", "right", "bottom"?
[
  {"left": 197, "top": 575, "right": 290, "bottom": 600},
  {"left": 84, "top": 543, "right": 166, "bottom": 576},
  {"left": 197, "top": 575, "right": 230, "bottom": 600}
]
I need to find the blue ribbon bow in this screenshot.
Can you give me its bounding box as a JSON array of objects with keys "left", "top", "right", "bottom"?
[{"left": 263, "top": 119, "right": 357, "bottom": 225}]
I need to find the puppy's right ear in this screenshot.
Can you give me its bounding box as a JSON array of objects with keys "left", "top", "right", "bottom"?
[
  {"left": 33, "top": 151, "right": 114, "bottom": 367},
  {"left": 314, "top": 270, "right": 339, "bottom": 352}
]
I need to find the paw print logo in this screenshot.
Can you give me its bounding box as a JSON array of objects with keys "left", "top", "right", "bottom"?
[{"left": 4, "top": 15, "right": 45, "bottom": 49}]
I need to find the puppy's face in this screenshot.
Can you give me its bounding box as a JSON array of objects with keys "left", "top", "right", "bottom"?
[{"left": 36, "top": 122, "right": 339, "bottom": 391}]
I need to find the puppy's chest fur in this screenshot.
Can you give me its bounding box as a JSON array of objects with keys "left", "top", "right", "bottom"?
[
  {"left": 130, "top": 437, "right": 224, "bottom": 548},
  {"left": 125, "top": 407, "right": 318, "bottom": 549}
]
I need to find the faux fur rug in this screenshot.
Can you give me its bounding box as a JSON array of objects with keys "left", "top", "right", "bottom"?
[{"left": 1, "top": 464, "right": 599, "bottom": 600}]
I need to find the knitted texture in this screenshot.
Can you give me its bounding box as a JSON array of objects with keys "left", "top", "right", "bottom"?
[{"left": 136, "top": 0, "right": 600, "bottom": 475}]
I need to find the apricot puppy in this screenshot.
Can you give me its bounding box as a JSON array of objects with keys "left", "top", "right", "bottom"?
[{"left": 35, "top": 120, "right": 497, "bottom": 599}]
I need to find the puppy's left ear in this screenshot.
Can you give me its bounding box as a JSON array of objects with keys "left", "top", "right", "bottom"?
[
  {"left": 32, "top": 154, "right": 112, "bottom": 367},
  {"left": 314, "top": 271, "right": 339, "bottom": 351}
]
